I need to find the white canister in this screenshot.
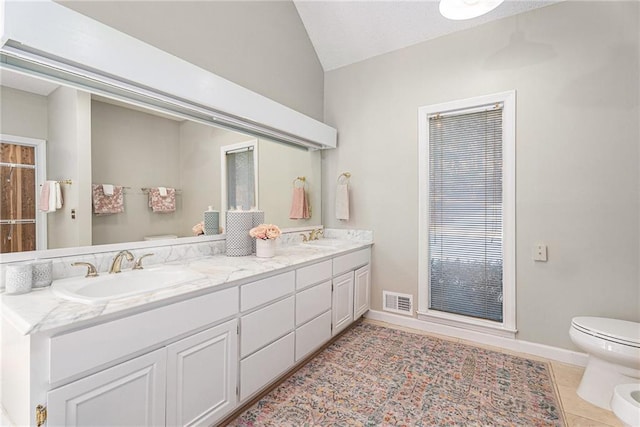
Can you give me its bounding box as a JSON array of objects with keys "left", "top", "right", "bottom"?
[
  {"left": 32, "top": 260, "right": 53, "bottom": 288},
  {"left": 5, "top": 264, "right": 33, "bottom": 295},
  {"left": 255, "top": 238, "right": 276, "bottom": 258}
]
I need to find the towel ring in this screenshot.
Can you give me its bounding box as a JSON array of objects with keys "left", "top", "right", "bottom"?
[
  {"left": 293, "top": 176, "right": 306, "bottom": 187},
  {"left": 337, "top": 172, "right": 351, "bottom": 184}
]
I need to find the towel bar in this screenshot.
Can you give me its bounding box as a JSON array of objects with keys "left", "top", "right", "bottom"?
[{"left": 337, "top": 172, "right": 351, "bottom": 183}]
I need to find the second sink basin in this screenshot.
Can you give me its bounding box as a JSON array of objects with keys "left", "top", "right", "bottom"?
[
  {"left": 303, "top": 239, "right": 343, "bottom": 249},
  {"left": 51, "top": 265, "right": 207, "bottom": 304}
]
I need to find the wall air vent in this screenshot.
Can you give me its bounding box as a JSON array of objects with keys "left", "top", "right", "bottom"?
[{"left": 383, "top": 291, "right": 413, "bottom": 315}]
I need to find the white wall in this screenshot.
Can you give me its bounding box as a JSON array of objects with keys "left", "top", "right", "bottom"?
[
  {"left": 91, "top": 101, "right": 183, "bottom": 243},
  {"left": 47, "top": 86, "right": 92, "bottom": 249},
  {"left": 323, "top": 1, "right": 639, "bottom": 350},
  {"left": 259, "top": 139, "right": 322, "bottom": 229},
  {"left": 58, "top": 0, "right": 324, "bottom": 121},
  {"left": 179, "top": 122, "right": 251, "bottom": 237},
  {"left": 0, "top": 87, "right": 48, "bottom": 139}
]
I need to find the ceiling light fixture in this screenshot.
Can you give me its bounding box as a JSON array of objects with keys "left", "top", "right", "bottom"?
[{"left": 439, "top": 0, "right": 505, "bottom": 20}]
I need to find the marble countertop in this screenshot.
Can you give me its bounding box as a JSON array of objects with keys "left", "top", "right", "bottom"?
[{"left": 1, "top": 238, "right": 372, "bottom": 336}]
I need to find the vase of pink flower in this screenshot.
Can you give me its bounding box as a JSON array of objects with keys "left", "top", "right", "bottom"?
[{"left": 249, "top": 224, "right": 281, "bottom": 258}]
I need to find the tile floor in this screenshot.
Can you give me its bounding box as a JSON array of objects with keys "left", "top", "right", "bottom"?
[{"left": 365, "top": 319, "right": 623, "bottom": 427}]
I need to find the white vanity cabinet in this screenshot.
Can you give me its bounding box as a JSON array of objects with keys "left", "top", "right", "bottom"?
[
  {"left": 47, "top": 319, "right": 238, "bottom": 427},
  {"left": 331, "top": 272, "right": 354, "bottom": 336},
  {"left": 165, "top": 320, "right": 238, "bottom": 427},
  {"left": 353, "top": 264, "right": 371, "bottom": 319},
  {"left": 27, "top": 288, "right": 240, "bottom": 427},
  {"left": 239, "top": 271, "right": 296, "bottom": 401},
  {"left": 2, "top": 243, "right": 372, "bottom": 427},
  {"left": 295, "top": 261, "right": 333, "bottom": 361},
  {"left": 331, "top": 248, "right": 371, "bottom": 336},
  {"left": 47, "top": 348, "right": 168, "bottom": 426}
]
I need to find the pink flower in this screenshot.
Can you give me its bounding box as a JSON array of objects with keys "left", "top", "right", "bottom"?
[
  {"left": 192, "top": 221, "right": 204, "bottom": 235},
  {"left": 249, "top": 223, "right": 281, "bottom": 240}
]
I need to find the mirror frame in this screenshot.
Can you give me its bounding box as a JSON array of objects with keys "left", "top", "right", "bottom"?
[{"left": 1, "top": 1, "right": 334, "bottom": 263}]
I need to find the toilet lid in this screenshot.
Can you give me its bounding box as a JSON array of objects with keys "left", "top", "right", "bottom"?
[{"left": 572, "top": 317, "right": 640, "bottom": 347}]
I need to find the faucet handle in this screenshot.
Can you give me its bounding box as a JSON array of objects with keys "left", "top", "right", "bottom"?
[
  {"left": 133, "top": 253, "right": 154, "bottom": 270},
  {"left": 72, "top": 262, "right": 98, "bottom": 278},
  {"left": 299, "top": 233, "right": 309, "bottom": 243}
]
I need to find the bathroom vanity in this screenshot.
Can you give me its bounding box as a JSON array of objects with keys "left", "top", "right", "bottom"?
[{"left": 1, "top": 235, "right": 372, "bottom": 426}]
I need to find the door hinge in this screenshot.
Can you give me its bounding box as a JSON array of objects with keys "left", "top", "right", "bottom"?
[
  {"left": 36, "top": 404, "right": 47, "bottom": 427},
  {"left": 236, "top": 386, "right": 239, "bottom": 396},
  {"left": 237, "top": 324, "right": 239, "bottom": 334}
]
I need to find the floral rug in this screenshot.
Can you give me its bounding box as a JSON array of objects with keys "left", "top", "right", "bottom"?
[{"left": 228, "top": 322, "right": 565, "bottom": 426}]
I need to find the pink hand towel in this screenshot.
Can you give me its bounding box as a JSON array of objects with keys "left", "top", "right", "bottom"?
[
  {"left": 38, "top": 181, "right": 51, "bottom": 212},
  {"left": 289, "top": 187, "right": 310, "bottom": 219}
]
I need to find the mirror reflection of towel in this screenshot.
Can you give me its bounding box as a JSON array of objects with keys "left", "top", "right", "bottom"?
[
  {"left": 39, "top": 181, "right": 63, "bottom": 213},
  {"left": 335, "top": 183, "right": 349, "bottom": 221},
  {"left": 289, "top": 187, "right": 310, "bottom": 219},
  {"left": 148, "top": 187, "right": 176, "bottom": 213},
  {"left": 92, "top": 184, "right": 124, "bottom": 214}
]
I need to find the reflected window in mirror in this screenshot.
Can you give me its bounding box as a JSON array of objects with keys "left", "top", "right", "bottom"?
[{"left": 222, "top": 140, "right": 258, "bottom": 211}]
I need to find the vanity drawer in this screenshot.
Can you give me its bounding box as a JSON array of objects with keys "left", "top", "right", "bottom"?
[
  {"left": 332, "top": 248, "right": 371, "bottom": 276},
  {"left": 296, "top": 280, "right": 331, "bottom": 326},
  {"left": 240, "top": 296, "right": 294, "bottom": 358},
  {"left": 50, "top": 287, "right": 239, "bottom": 384},
  {"left": 296, "top": 260, "right": 332, "bottom": 290},
  {"left": 240, "top": 271, "right": 295, "bottom": 312},
  {"left": 240, "top": 332, "right": 294, "bottom": 401},
  {"left": 295, "top": 311, "right": 331, "bottom": 362}
]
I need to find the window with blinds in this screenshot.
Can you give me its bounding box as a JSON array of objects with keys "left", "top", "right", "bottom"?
[
  {"left": 226, "top": 146, "right": 255, "bottom": 211},
  {"left": 428, "top": 105, "right": 503, "bottom": 322}
]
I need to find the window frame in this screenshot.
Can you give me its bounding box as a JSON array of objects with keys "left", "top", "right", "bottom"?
[
  {"left": 220, "top": 139, "right": 259, "bottom": 228},
  {"left": 417, "top": 91, "right": 517, "bottom": 338}
]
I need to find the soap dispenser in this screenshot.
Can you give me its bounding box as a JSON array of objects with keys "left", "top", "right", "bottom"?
[{"left": 204, "top": 206, "right": 220, "bottom": 235}]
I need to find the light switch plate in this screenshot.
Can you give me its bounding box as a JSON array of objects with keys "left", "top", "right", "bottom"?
[{"left": 534, "top": 244, "right": 548, "bottom": 262}]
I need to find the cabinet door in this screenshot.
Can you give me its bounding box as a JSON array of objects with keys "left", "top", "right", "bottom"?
[
  {"left": 166, "top": 319, "right": 238, "bottom": 427},
  {"left": 47, "top": 348, "right": 166, "bottom": 427},
  {"left": 353, "top": 264, "right": 371, "bottom": 319},
  {"left": 331, "top": 271, "right": 354, "bottom": 336}
]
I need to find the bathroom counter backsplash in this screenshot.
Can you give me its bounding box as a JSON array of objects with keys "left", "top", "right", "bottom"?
[{"left": 1, "top": 228, "right": 373, "bottom": 335}]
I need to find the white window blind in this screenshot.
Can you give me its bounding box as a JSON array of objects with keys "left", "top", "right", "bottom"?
[
  {"left": 428, "top": 105, "right": 503, "bottom": 322},
  {"left": 226, "top": 147, "right": 255, "bottom": 210}
]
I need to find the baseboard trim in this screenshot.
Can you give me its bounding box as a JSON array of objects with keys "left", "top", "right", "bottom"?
[{"left": 365, "top": 310, "right": 588, "bottom": 367}]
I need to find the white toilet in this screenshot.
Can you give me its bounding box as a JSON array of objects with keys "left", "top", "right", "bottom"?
[
  {"left": 612, "top": 383, "right": 640, "bottom": 427},
  {"left": 569, "top": 316, "right": 640, "bottom": 409}
]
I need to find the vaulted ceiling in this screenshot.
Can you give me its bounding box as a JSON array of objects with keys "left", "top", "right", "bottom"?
[{"left": 293, "top": 0, "right": 558, "bottom": 71}]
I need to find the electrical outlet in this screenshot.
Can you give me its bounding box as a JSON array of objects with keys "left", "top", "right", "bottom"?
[{"left": 534, "top": 244, "right": 547, "bottom": 262}]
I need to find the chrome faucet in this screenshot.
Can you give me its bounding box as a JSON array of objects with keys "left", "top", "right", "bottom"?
[{"left": 109, "top": 250, "right": 134, "bottom": 274}]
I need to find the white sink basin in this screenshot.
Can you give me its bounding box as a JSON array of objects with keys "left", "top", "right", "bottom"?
[
  {"left": 51, "top": 265, "right": 207, "bottom": 304},
  {"left": 302, "top": 239, "right": 343, "bottom": 249}
]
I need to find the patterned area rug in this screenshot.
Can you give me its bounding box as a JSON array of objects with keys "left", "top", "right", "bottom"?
[{"left": 228, "top": 322, "right": 565, "bottom": 426}]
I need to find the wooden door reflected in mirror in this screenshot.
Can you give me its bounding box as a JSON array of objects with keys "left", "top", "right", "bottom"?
[{"left": 1, "top": 142, "right": 37, "bottom": 253}]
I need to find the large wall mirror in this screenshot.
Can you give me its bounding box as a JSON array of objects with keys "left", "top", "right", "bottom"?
[{"left": 0, "top": 68, "right": 321, "bottom": 255}]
